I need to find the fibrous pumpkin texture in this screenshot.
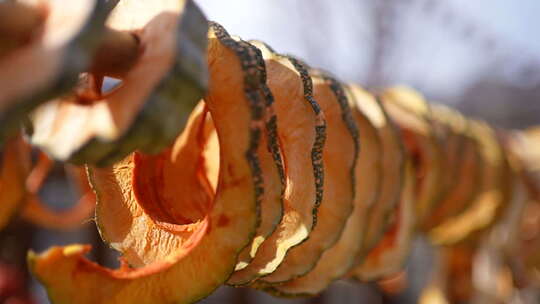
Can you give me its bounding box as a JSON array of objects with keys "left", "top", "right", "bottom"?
[
  {"left": 29, "top": 22, "right": 264, "bottom": 304},
  {"left": 0, "top": 0, "right": 108, "bottom": 146},
  {"left": 29, "top": 0, "right": 208, "bottom": 166}
]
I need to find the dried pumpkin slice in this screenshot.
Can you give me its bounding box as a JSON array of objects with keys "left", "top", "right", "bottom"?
[
  {"left": 258, "top": 70, "right": 358, "bottom": 285},
  {"left": 28, "top": 23, "right": 264, "bottom": 304},
  {"left": 230, "top": 40, "right": 285, "bottom": 272},
  {"left": 0, "top": 0, "right": 108, "bottom": 146},
  {"left": 343, "top": 85, "right": 391, "bottom": 253},
  {"left": 227, "top": 45, "right": 325, "bottom": 285},
  {"left": 29, "top": 0, "right": 208, "bottom": 166},
  {"left": 0, "top": 136, "right": 31, "bottom": 229},
  {"left": 263, "top": 84, "right": 381, "bottom": 297},
  {"left": 380, "top": 87, "right": 444, "bottom": 223},
  {"left": 429, "top": 120, "right": 512, "bottom": 245},
  {"left": 359, "top": 92, "right": 406, "bottom": 252},
  {"left": 351, "top": 162, "right": 416, "bottom": 281}
]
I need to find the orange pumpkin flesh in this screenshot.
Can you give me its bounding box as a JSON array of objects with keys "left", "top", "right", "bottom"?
[
  {"left": 28, "top": 23, "right": 264, "bottom": 304},
  {"left": 0, "top": 0, "right": 107, "bottom": 146},
  {"left": 227, "top": 46, "right": 325, "bottom": 285},
  {"left": 0, "top": 136, "right": 31, "bottom": 229},
  {"left": 30, "top": 0, "right": 208, "bottom": 166},
  {"left": 258, "top": 71, "right": 358, "bottom": 285},
  {"left": 264, "top": 84, "right": 381, "bottom": 296}
]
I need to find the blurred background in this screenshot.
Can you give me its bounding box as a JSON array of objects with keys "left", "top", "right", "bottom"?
[{"left": 2, "top": 0, "right": 539, "bottom": 303}]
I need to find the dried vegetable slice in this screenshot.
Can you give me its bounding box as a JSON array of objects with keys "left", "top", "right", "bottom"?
[
  {"left": 264, "top": 84, "right": 381, "bottom": 296},
  {"left": 352, "top": 162, "right": 416, "bottom": 281},
  {"left": 28, "top": 23, "right": 264, "bottom": 304},
  {"left": 227, "top": 44, "right": 325, "bottom": 285},
  {"left": 230, "top": 40, "right": 284, "bottom": 272},
  {"left": 360, "top": 93, "right": 406, "bottom": 252},
  {"left": 429, "top": 121, "right": 512, "bottom": 245},
  {"left": 380, "top": 87, "right": 444, "bottom": 223},
  {"left": 0, "top": 0, "right": 108, "bottom": 146},
  {"left": 29, "top": 0, "right": 208, "bottom": 165},
  {"left": 258, "top": 70, "right": 358, "bottom": 285}
]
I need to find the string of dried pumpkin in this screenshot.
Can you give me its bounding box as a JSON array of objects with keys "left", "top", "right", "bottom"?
[{"left": 24, "top": 19, "right": 540, "bottom": 304}]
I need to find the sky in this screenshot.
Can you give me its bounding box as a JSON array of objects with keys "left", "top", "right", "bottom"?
[{"left": 195, "top": 0, "right": 540, "bottom": 104}]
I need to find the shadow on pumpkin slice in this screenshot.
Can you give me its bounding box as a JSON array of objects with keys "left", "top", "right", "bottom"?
[
  {"left": 257, "top": 70, "right": 358, "bottom": 286},
  {"left": 263, "top": 84, "right": 382, "bottom": 297},
  {"left": 29, "top": 24, "right": 264, "bottom": 304},
  {"left": 29, "top": 0, "right": 208, "bottom": 166},
  {"left": 227, "top": 44, "right": 325, "bottom": 286},
  {"left": 0, "top": 0, "right": 108, "bottom": 146},
  {"left": 380, "top": 87, "right": 444, "bottom": 223}
]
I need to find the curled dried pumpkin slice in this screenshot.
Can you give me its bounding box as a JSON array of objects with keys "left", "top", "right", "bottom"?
[
  {"left": 227, "top": 44, "right": 325, "bottom": 285},
  {"left": 29, "top": 0, "right": 208, "bottom": 165},
  {"left": 0, "top": 0, "right": 108, "bottom": 146},
  {"left": 380, "top": 87, "right": 444, "bottom": 223},
  {"left": 0, "top": 136, "right": 31, "bottom": 229},
  {"left": 429, "top": 120, "right": 512, "bottom": 245},
  {"left": 359, "top": 91, "right": 405, "bottom": 252},
  {"left": 229, "top": 40, "right": 285, "bottom": 273},
  {"left": 258, "top": 70, "right": 358, "bottom": 285},
  {"left": 264, "top": 84, "right": 381, "bottom": 297},
  {"left": 352, "top": 162, "right": 416, "bottom": 281},
  {"left": 28, "top": 23, "right": 264, "bottom": 304}
]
